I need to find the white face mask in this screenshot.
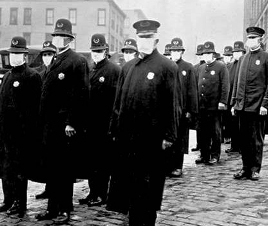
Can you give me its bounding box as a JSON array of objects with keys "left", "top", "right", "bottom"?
[
  {"left": 171, "top": 51, "right": 182, "bottom": 62},
  {"left": 246, "top": 37, "right": 260, "bottom": 50},
  {"left": 9, "top": 53, "right": 25, "bottom": 67},
  {"left": 233, "top": 51, "right": 243, "bottom": 61},
  {"left": 223, "top": 55, "right": 232, "bottom": 64},
  {"left": 52, "top": 36, "right": 67, "bottom": 49},
  {"left": 198, "top": 55, "right": 204, "bottom": 62},
  {"left": 136, "top": 36, "right": 156, "bottom": 55},
  {"left": 91, "top": 51, "right": 106, "bottom": 64},
  {"left": 123, "top": 52, "right": 136, "bottom": 62},
  {"left": 42, "top": 55, "right": 54, "bottom": 66},
  {"left": 203, "top": 53, "right": 214, "bottom": 64}
]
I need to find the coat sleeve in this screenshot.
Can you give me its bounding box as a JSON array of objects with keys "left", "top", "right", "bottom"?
[
  {"left": 230, "top": 57, "right": 242, "bottom": 106},
  {"left": 219, "top": 64, "right": 230, "bottom": 105},
  {"left": 261, "top": 57, "right": 268, "bottom": 109},
  {"left": 186, "top": 65, "right": 199, "bottom": 114}
]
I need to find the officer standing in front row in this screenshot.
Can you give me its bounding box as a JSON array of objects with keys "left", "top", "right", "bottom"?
[
  {"left": 232, "top": 26, "right": 268, "bottom": 181},
  {"left": 0, "top": 36, "right": 42, "bottom": 217},
  {"left": 36, "top": 18, "right": 89, "bottom": 224},
  {"left": 108, "top": 19, "right": 182, "bottom": 226}
]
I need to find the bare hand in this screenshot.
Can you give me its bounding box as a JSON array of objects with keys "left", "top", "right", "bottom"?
[
  {"left": 65, "top": 125, "right": 76, "bottom": 137},
  {"left": 162, "top": 139, "right": 173, "bottom": 150},
  {"left": 260, "top": 106, "right": 267, "bottom": 116}
]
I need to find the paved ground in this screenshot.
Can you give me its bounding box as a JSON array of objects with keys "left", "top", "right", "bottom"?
[{"left": 1, "top": 130, "right": 268, "bottom": 225}]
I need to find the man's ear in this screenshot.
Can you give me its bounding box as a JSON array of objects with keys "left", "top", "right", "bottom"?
[{"left": 155, "top": 39, "right": 159, "bottom": 44}]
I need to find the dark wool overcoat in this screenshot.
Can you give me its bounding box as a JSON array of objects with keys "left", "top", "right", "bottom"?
[
  {"left": 38, "top": 49, "right": 89, "bottom": 181},
  {"left": 0, "top": 64, "right": 42, "bottom": 179},
  {"left": 107, "top": 49, "right": 182, "bottom": 213}
]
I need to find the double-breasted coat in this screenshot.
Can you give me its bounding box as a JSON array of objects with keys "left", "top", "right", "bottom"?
[
  {"left": 0, "top": 64, "right": 42, "bottom": 179},
  {"left": 107, "top": 49, "right": 182, "bottom": 213},
  {"left": 38, "top": 48, "right": 89, "bottom": 181}
]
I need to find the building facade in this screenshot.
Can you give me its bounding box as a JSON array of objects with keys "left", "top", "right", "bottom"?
[
  {"left": 244, "top": 0, "right": 268, "bottom": 49},
  {"left": 0, "top": 0, "right": 126, "bottom": 52},
  {"left": 123, "top": 9, "right": 147, "bottom": 41}
]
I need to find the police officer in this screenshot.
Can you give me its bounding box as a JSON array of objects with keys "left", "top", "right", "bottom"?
[
  {"left": 36, "top": 19, "right": 89, "bottom": 224},
  {"left": 34, "top": 41, "right": 57, "bottom": 200},
  {"left": 195, "top": 41, "right": 229, "bottom": 165},
  {"left": 192, "top": 44, "right": 205, "bottom": 152},
  {"left": 225, "top": 41, "right": 246, "bottom": 154},
  {"left": 232, "top": 27, "right": 268, "bottom": 181},
  {"left": 221, "top": 45, "right": 234, "bottom": 144},
  {"left": 107, "top": 19, "right": 182, "bottom": 226},
  {"left": 168, "top": 37, "right": 198, "bottom": 177},
  {"left": 78, "top": 34, "right": 121, "bottom": 207},
  {"left": 163, "top": 43, "right": 172, "bottom": 59},
  {"left": 121, "top": 38, "right": 138, "bottom": 63},
  {"left": 34, "top": 41, "right": 57, "bottom": 81},
  {"left": 0, "top": 36, "right": 42, "bottom": 217}
]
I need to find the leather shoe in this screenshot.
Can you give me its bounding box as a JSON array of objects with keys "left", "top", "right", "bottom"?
[
  {"left": 78, "top": 194, "right": 90, "bottom": 205},
  {"left": 195, "top": 157, "right": 208, "bottom": 164},
  {"left": 249, "top": 172, "right": 260, "bottom": 181},
  {"left": 233, "top": 169, "right": 249, "bottom": 180},
  {"left": 191, "top": 147, "right": 200, "bottom": 152},
  {"left": 36, "top": 211, "right": 57, "bottom": 221},
  {"left": 53, "top": 212, "right": 70, "bottom": 225},
  {"left": 87, "top": 197, "right": 103, "bottom": 207},
  {"left": 169, "top": 169, "right": 183, "bottom": 177},
  {"left": 0, "top": 203, "right": 11, "bottom": 212},
  {"left": 35, "top": 190, "right": 48, "bottom": 199},
  {"left": 225, "top": 148, "right": 239, "bottom": 154},
  {"left": 206, "top": 158, "right": 218, "bottom": 165},
  {"left": 6, "top": 201, "right": 25, "bottom": 216}
]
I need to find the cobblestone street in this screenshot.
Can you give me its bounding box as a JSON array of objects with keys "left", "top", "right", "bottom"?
[{"left": 1, "top": 130, "right": 268, "bottom": 225}]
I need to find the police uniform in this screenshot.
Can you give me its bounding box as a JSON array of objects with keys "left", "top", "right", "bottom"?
[
  {"left": 168, "top": 37, "right": 198, "bottom": 177},
  {"left": 107, "top": 20, "right": 182, "bottom": 226},
  {"left": 232, "top": 27, "right": 268, "bottom": 180},
  {"left": 221, "top": 45, "right": 234, "bottom": 144},
  {"left": 192, "top": 44, "right": 205, "bottom": 151},
  {"left": 197, "top": 41, "right": 229, "bottom": 164},
  {"left": 78, "top": 34, "right": 121, "bottom": 206},
  {"left": 225, "top": 41, "right": 246, "bottom": 154},
  {"left": 37, "top": 19, "right": 89, "bottom": 223},
  {"left": 0, "top": 36, "right": 42, "bottom": 216}
]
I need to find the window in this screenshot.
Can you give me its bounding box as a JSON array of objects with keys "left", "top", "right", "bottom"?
[
  {"left": 116, "top": 16, "right": 119, "bottom": 33},
  {"left": 46, "top": 8, "right": 54, "bottom": 25},
  {"left": 98, "top": 9, "right": 106, "bottom": 26},
  {"left": 69, "top": 8, "right": 77, "bottom": 25},
  {"left": 24, "top": 8, "right": 31, "bottom": 25},
  {"left": 23, "top": 32, "right": 31, "bottom": 45},
  {"left": 111, "top": 11, "right": 115, "bottom": 30},
  {"left": 0, "top": 8, "right": 2, "bottom": 25},
  {"left": 124, "top": 17, "right": 130, "bottom": 28},
  {"left": 10, "top": 8, "right": 18, "bottom": 25}
]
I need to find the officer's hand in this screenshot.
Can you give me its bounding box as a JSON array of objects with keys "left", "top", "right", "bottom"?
[
  {"left": 65, "top": 125, "right": 76, "bottom": 137},
  {"left": 218, "top": 102, "right": 226, "bottom": 110},
  {"left": 260, "top": 106, "right": 267, "bottom": 116},
  {"left": 162, "top": 139, "right": 173, "bottom": 150},
  {"left": 186, "top": 112, "right": 191, "bottom": 119},
  {"left": 231, "top": 107, "right": 236, "bottom": 116}
]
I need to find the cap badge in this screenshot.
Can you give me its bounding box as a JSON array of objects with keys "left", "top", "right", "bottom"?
[
  {"left": 126, "top": 41, "right": 131, "bottom": 45},
  {"left": 147, "top": 72, "right": 154, "bottom": 80},
  {"left": 99, "top": 76, "right": 105, "bottom": 83},
  {"left": 140, "top": 21, "right": 150, "bottom": 27},
  {"left": 56, "top": 22, "right": 64, "bottom": 28},
  {"left": 58, "top": 73, "right": 65, "bottom": 80},
  {"left": 235, "top": 44, "right": 239, "bottom": 48},
  {"left": 13, "top": 81, "right": 20, "bottom": 87},
  {"left": 93, "top": 38, "right": 100, "bottom": 44},
  {"left": 173, "top": 41, "right": 179, "bottom": 45},
  {"left": 211, "top": 70, "right": 215, "bottom": 75},
  {"left": 256, "top": 60, "right": 260, "bottom": 65},
  {"left": 182, "top": 71, "right": 187, "bottom": 76},
  {"left": 12, "top": 40, "right": 18, "bottom": 46},
  {"left": 205, "top": 44, "right": 210, "bottom": 48},
  {"left": 44, "top": 42, "right": 50, "bottom": 47}
]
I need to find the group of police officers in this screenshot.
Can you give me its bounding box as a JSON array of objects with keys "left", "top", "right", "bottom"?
[{"left": 0, "top": 16, "right": 267, "bottom": 226}]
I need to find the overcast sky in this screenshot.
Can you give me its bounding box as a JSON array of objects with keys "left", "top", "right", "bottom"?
[{"left": 114, "top": 0, "right": 244, "bottom": 63}]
